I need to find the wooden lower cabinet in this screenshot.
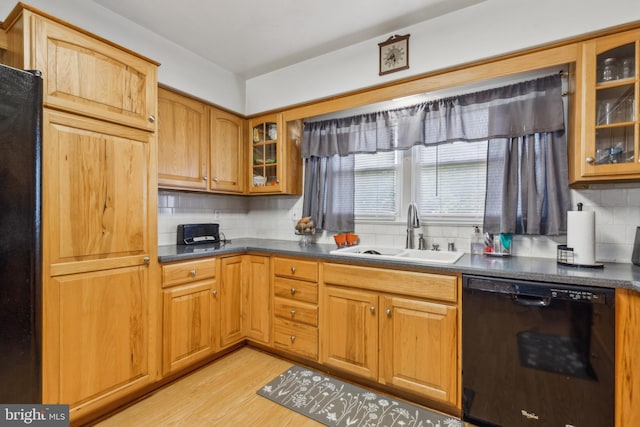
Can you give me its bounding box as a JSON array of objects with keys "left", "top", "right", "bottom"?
[
  {"left": 272, "top": 257, "right": 319, "bottom": 360},
  {"left": 321, "top": 286, "right": 378, "bottom": 379},
  {"left": 243, "top": 255, "right": 271, "bottom": 344},
  {"left": 45, "top": 266, "right": 152, "bottom": 416},
  {"left": 380, "top": 296, "right": 457, "bottom": 405},
  {"left": 162, "top": 280, "right": 215, "bottom": 374},
  {"left": 217, "top": 256, "right": 244, "bottom": 349},
  {"left": 320, "top": 263, "right": 460, "bottom": 408}
]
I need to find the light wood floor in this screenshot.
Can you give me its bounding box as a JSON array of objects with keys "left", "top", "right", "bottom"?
[{"left": 96, "top": 347, "right": 323, "bottom": 426}]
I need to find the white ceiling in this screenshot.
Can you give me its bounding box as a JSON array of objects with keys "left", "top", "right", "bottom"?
[{"left": 92, "top": 0, "right": 484, "bottom": 78}]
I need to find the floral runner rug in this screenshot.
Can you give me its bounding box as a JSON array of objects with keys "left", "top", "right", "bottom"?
[{"left": 257, "top": 365, "right": 462, "bottom": 427}]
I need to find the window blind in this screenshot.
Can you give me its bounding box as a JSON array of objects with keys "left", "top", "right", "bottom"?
[
  {"left": 354, "top": 151, "right": 398, "bottom": 218},
  {"left": 416, "top": 141, "right": 487, "bottom": 216}
]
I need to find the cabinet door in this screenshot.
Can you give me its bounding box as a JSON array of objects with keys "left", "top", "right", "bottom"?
[
  {"left": 162, "top": 280, "right": 215, "bottom": 375},
  {"left": 44, "top": 266, "right": 151, "bottom": 411},
  {"left": 43, "top": 110, "right": 153, "bottom": 276},
  {"left": 216, "top": 257, "right": 244, "bottom": 349},
  {"left": 157, "top": 88, "right": 209, "bottom": 190},
  {"left": 573, "top": 30, "right": 640, "bottom": 182},
  {"left": 210, "top": 108, "right": 244, "bottom": 193},
  {"left": 249, "top": 113, "right": 284, "bottom": 193},
  {"left": 243, "top": 255, "right": 270, "bottom": 343},
  {"left": 321, "top": 286, "right": 378, "bottom": 380},
  {"left": 30, "top": 13, "right": 157, "bottom": 131},
  {"left": 380, "top": 296, "right": 458, "bottom": 406}
]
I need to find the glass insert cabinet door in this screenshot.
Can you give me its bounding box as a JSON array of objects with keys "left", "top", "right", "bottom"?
[
  {"left": 581, "top": 30, "right": 639, "bottom": 179},
  {"left": 250, "top": 114, "right": 282, "bottom": 191}
]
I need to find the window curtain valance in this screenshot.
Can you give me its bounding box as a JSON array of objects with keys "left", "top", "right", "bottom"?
[{"left": 302, "top": 74, "right": 564, "bottom": 158}]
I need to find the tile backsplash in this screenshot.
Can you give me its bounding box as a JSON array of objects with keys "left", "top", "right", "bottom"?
[{"left": 158, "top": 183, "right": 640, "bottom": 263}]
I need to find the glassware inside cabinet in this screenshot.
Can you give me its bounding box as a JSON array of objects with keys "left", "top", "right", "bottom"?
[
  {"left": 596, "top": 43, "right": 635, "bottom": 83},
  {"left": 595, "top": 125, "right": 635, "bottom": 164},
  {"left": 596, "top": 84, "right": 635, "bottom": 124}
]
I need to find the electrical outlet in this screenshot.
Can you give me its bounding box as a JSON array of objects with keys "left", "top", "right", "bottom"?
[{"left": 214, "top": 210, "right": 220, "bottom": 220}]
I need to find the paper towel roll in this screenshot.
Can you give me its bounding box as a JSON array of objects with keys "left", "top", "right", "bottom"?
[{"left": 567, "top": 210, "right": 596, "bottom": 265}]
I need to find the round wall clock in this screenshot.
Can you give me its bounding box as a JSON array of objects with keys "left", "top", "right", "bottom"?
[{"left": 378, "top": 34, "right": 410, "bottom": 76}]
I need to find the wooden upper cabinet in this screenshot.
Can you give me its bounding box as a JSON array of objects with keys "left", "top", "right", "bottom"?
[
  {"left": 43, "top": 109, "right": 153, "bottom": 276},
  {"left": 157, "top": 88, "right": 245, "bottom": 193},
  {"left": 572, "top": 29, "right": 640, "bottom": 184},
  {"left": 210, "top": 107, "right": 244, "bottom": 193},
  {"left": 4, "top": 8, "right": 158, "bottom": 131},
  {"left": 248, "top": 114, "right": 302, "bottom": 195},
  {"left": 157, "top": 87, "right": 209, "bottom": 190}
]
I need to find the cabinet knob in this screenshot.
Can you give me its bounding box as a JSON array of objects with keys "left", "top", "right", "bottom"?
[
  {"left": 386, "top": 308, "right": 392, "bottom": 317},
  {"left": 190, "top": 269, "right": 197, "bottom": 277},
  {"left": 290, "top": 266, "right": 296, "bottom": 273},
  {"left": 370, "top": 306, "right": 376, "bottom": 314},
  {"left": 143, "top": 256, "right": 150, "bottom": 263},
  {"left": 586, "top": 156, "right": 595, "bottom": 163},
  {"left": 213, "top": 177, "right": 219, "bottom": 183},
  {"left": 290, "top": 335, "right": 296, "bottom": 343},
  {"left": 203, "top": 176, "right": 208, "bottom": 181},
  {"left": 290, "top": 309, "right": 296, "bottom": 317},
  {"left": 212, "top": 290, "right": 218, "bottom": 297},
  {"left": 290, "top": 287, "right": 296, "bottom": 295},
  {"left": 148, "top": 114, "right": 156, "bottom": 123}
]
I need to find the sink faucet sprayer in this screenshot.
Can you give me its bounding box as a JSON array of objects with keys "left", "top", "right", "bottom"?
[{"left": 406, "top": 202, "right": 421, "bottom": 249}]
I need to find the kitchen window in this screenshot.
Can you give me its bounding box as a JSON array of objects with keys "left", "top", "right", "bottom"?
[{"left": 354, "top": 141, "right": 487, "bottom": 223}]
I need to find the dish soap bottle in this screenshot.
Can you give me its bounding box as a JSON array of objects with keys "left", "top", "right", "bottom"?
[{"left": 470, "top": 226, "right": 483, "bottom": 255}]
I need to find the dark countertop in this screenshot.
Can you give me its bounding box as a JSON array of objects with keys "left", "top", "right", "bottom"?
[{"left": 158, "top": 238, "right": 640, "bottom": 292}]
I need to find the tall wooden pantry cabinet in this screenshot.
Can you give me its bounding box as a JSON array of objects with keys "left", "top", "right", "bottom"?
[{"left": 2, "top": 4, "right": 159, "bottom": 423}]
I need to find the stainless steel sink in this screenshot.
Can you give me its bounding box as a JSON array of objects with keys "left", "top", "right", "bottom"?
[{"left": 330, "top": 245, "right": 464, "bottom": 265}]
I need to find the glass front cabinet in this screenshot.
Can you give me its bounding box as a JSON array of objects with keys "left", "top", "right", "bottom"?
[
  {"left": 572, "top": 30, "right": 639, "bottom": 183},
  {"left": 248, "top": 113, "right": 302, "bottom": 194}
]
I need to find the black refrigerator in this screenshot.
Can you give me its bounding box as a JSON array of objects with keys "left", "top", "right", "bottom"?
[{"left": 0, "top": 63, "right": 43, "bottom": 403}]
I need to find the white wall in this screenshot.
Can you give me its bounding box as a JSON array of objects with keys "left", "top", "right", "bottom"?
[
  {"left": 0, "top": 0, "right": 246, "bottom": 114},
  {"left": 246, "top": 0, "right": 640, "bottom": 114}
]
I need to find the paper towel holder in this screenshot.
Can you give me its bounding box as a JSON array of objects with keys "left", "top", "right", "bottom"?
[{"left": 559, "top": 202, "right": 604, "bottom": 268}]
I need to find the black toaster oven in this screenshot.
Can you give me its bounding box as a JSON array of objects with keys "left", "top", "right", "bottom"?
[{"left": 177, "top": 223, "right": 220, "bottom": 245}]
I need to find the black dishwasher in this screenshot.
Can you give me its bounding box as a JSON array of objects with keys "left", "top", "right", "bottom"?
[{"left": 462, "top": 274, "right": 615, "bottom": 427}]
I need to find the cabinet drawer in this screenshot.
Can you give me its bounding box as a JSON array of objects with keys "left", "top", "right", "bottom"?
[
  {"left": 274, "top": 297, "right": 318, "bottom": 326},
  {"left": 274, "top": 277, "right": 318, "bottom": 304},
  {"left": 162, "top": 258, "right": 216, "bottom": 287},
  {"left": 322, "top": 263, "right": 458, "bottom": 303},
  {"left": 273, "top": 257, "right": 318, "bottom": 282},
  {"left": 273, "top": 318, "right": 318, "bottom": 360}
]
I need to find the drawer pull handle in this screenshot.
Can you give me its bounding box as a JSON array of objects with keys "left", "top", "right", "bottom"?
[
  {"left": 290, "top": 287, "right": 296, "bottom": 295},
  {"left": 290, "top": 266, "right": 296, "bottom": 273},
  {"left": 290, "top": 335, "right": 296, "bottom": 342},
  {"left": 370, "top": 306, "right": 375, "bottom": 314},
  {"left": 212, "top": 290, "right": 218, "bottom": 297},
  {"left": 290, "top": 310, "right": 296, "bottom": 317},
  {"left": 190, "top": 269, "right": 197, "bottom": 277},
  {"left": 143, "top": 256, "right": 150, "bottom": 263},
  {"left": 386, "top": 309, "right": 392, "bottom": 317}
]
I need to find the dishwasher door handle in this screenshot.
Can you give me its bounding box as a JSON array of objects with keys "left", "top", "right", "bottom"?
[{"left": 511, "top": 294, "right": 551, "bottom": 307}]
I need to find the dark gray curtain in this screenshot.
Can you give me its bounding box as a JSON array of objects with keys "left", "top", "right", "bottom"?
[
  {"left": 483, "top": 75, "right": 570, "bottom": 235},
  {"left": 483, "top": 131, "right": 571, "bottom": 235},
  {"left": 301, "top": 74, "right": 568, "bottom": 235},
  {"left": 303, "top": 155, "right": 354, "bottom": 232}
]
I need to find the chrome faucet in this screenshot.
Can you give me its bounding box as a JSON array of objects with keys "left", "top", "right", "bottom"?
[{"left": 406, "top": 202, "right": 421, "bottom": 249}]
